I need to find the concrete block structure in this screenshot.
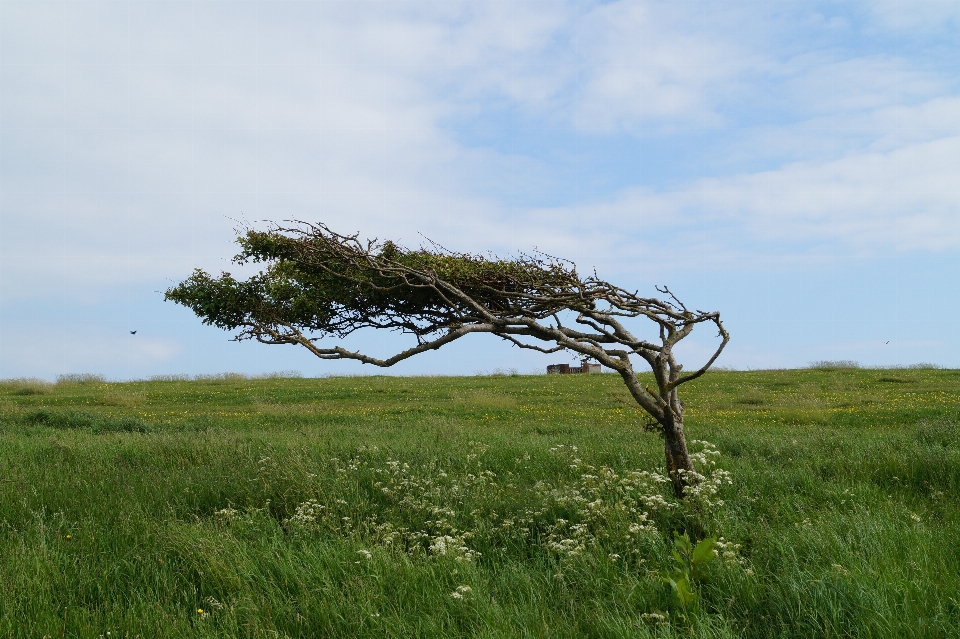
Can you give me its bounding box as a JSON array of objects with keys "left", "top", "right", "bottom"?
[{"left": 547, "top": 361, "right": 602, "bottom": 374}]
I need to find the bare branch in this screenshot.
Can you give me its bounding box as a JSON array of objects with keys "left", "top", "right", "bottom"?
[
  {"left": 296, "top": 324, "right": 494, "bottom": 367},
  {"left": 671, "top": 318, "right": 730, "bottom": 388},
  {"left": 497, "top": 333, "right": 566, "bottom": 354}
]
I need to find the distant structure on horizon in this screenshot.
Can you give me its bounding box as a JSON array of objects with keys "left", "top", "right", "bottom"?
[{"left": 547, "top": 359, "right": 602, "bottom": 374}]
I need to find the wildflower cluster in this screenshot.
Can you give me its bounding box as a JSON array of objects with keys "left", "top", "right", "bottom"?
[
  {"left": 427, "top": 534, "right": 480, "bottom": 562},
  {"left": 545, "top": 519, "right": 593, "bottom": 556},
  {"left": 285, "top": 500, "right": 326, "bottom": 529},
  {"left": 450, "top": 585, "right": 472, "bottom": 600},
  {"left": 679, "top": 440, "right": 733, "bottom": 508},
  {"left": 640, "top": 611, "right": 669, "bottom": 626},
  {"left": 714, "top": 537, "right": 746, "bottom": 567}
]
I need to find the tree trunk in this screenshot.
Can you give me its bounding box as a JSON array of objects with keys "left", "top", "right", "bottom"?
[
  {"left": 662, "top": 413, "right": 695, "bottom": 499},
  {"left": 615, "top": 368, "right": 699, "bottom": 499}
]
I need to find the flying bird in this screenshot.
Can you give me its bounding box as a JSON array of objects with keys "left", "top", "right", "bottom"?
[
  {"left": 130, "top": 331, "right": 137, "bottom": 335},
  {"left": 885, "top": 341, "right": 889, "bottom": 344}
]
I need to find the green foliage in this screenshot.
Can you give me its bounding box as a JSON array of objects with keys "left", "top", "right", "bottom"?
[
  {"left": 662, "top": 531, "right": 717, "bottom": 608},
  {"left": 165, "top": 224, "right": 583, "bottom": 341}
]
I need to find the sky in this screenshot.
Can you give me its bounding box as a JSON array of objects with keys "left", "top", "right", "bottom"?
[{"left": 2, "top": 0, "right": 959, "bottom": 380}]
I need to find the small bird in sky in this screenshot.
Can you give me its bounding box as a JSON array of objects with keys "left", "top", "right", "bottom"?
[
  {"left": 130, "top": 331, "right": 137, "bottom": 335},
  {"left": 885, "top": 341, "right": 889, "bottom": 344}
]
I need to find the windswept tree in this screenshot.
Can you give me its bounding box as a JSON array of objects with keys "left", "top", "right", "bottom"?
[{"left": 166, "top": 222, "right": 729, "bottom": 498}]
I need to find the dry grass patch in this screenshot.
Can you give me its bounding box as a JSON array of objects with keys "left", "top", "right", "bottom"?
[{"left": 0, "top": 379, "right": 53, "bottom": 396}]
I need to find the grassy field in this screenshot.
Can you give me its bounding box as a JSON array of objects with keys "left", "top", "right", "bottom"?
[{"left": 0, "top": 367, "right": 958, "bottom": 638}]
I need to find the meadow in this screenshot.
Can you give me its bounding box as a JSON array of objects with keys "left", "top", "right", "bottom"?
[{"left": 0, "top": 367, "right": 958, "bottom": 638}]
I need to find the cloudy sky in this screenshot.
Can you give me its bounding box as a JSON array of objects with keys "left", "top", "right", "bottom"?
[{"left": 2, "top": 0, "right": 959, "bottom": 379}]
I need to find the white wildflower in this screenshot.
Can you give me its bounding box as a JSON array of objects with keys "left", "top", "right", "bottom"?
[
  {"left": 205, "top": 596, "right": 225, "bottom": 610},
  {"left": 213, "top": 507, "right": 240, "bottom": 521},
  {"left": 285, "top": 499, "right": 326, "bottom": 532},
  {"left": 429, "top": 534, "right": 479, "bottom": 561},
  {"left": 640, "top": 611, "right": 669, "bottom": 625}
]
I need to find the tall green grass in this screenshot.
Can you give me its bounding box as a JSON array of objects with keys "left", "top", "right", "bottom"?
[{"left": 0, "top": 369, "right": 958, "bottom": 637}]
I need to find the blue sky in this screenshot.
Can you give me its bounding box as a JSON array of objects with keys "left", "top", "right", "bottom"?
[{"left": 2, "top": 0, "right": 959, "bottom": 380}]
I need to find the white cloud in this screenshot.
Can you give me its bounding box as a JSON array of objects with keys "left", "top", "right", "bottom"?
[
  {"left": 509, "top": 85, "right": 960, "bottom": 276},
  {"left": 431, "top": 0, "right": 753, "bottom": 134},
  {"left": 685, "top": 135, "right": 960, "bottom": 252},
  {"left": 772, "top": 54, "right": 945, "bottom": 115},
  {"left": 530, "top": 130, "right": 960, "bottom": 271},
  {"left": 866, "top": 0, "right": 960, "bottom": 31},
  {"left": 568, "top": 0, "right": 748, "bottom": 132}
]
